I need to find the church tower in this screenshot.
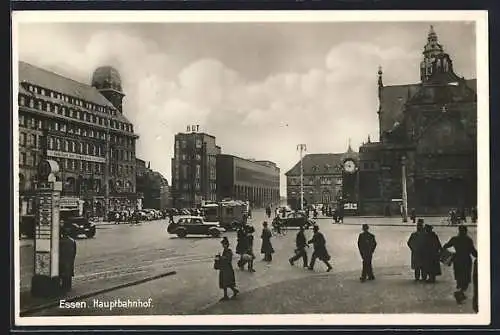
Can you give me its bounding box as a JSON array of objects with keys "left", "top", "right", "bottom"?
[
  {"left": 420, "top": 25, "right": 449, "bottom": 82},
  {"left": 91, "top": 66, "right": 125, "bottom": 113}
]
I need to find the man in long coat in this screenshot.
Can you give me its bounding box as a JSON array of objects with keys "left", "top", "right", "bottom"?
[
  {"left": 59, "top": 227, "right": 77, "bottom": 292},
  {"left": 422, "top": 224, "right": 442, "bottom": 283},
  {"left": 307, "top": 225, "right": 333, "bottom": 272},
  {"left": 407, "top": 219, "right": 426, "bottom": 281},
  {"left": 357, "top": 224, "right": 377, "bottom": 282},
  {"left": 289, "top": 226, "right": 308, "bottom": 268}
]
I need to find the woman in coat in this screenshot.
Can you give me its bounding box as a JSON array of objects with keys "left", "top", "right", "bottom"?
[
  {"left": 443, "top": 225, "right": 477, "bottom": 304},
  {"left": 407, "top": 219, "right": 426, "bottom": 281},
  {"left": 217, "top": 237, "right": 239, "bottom": 301},
  {"left": 422, "top": 224, "right": 442, "bottom": 283},
  {"left": 260, "top": 221, "right": 274, "bottom": 262},
  {"left": 236, "top": 226, "right": 248, "bottom": 269}
]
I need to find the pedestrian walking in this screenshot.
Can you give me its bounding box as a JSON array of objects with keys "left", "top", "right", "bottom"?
[
  {"left": 407, "top": 219, "right": 426, "bottom": 281},
  {"left": 358, "top": 224, "right": 377, "bottom": 282},
  {"left": 236, "top": 226, "right": 249, "bottom": 270},
  {"left": 168, "top": 211, "right": 175, "bottom": 224},
  {"left": 410, "top": 208, "right": 416, "bottom": 223},
  {"left": 260, "top": 221, "right": 274, "bottom": 262},
  {"left": 471, "top": 207, "right": 478, "bottom": 224},
  {"left": 245, "top": 224, "right": 256, "bottom": 272},
  {"left": 214, "top": 237, "right": 239, "bottom": 301},
  {"left": 442, "top": 225, "right": 477, "bottom": 304},
  {"left": 266, "top": 206, "right": 272, "bottom": 219},
  {"left": 59, "top": 227, "right": 77, "bottom": 292},
  {"left": 473, "top": 257, "right": 478, "bottom": 313},
  {"left": 422, "top": 224, "right": 442, "bottom": 283},
  {"left": 307, "top": 225, "right": 333, "bottom": 272},
  {"left": 289, "top": 226, "right": 308, "bottom": 268}
]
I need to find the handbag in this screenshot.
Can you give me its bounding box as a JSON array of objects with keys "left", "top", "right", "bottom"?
[
  {"left": 213, "top": 255, "right": 221, "bottom": 270},
  {"left": 440, "top": 249, "right": 455, "bottom": 266}
]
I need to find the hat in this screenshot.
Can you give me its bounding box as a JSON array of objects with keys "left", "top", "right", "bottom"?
[
  {"left": 221, "top": 237, "right": 229, "bottom": 245},
  {"left": 417, "top": 218, "right": 424, "bottom": 225},
  {"left": 313, "top": 225, "right": 319, "bottom": 231},
  {"left": 459, "top": 225, "right": 468, "bottom": 234},
  {"left": 263, "top": 221, "right": 268, "bottom": 226},
  {"left": 362, "top": 224, "right": 369, "bottom": 231}
]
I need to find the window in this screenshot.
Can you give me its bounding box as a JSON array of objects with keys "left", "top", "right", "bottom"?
[
  {"left": 19, "top": 96, "right": 25, "bottom": 106},
  {"left": 41, "top": 89, "right": 45, "bottom": 96},
  {"left": 38, "top": 120, "right": 42, "bottom": 130},
  {"left": 181, "top": 140, "right": 187, "bottom": 149},
  {"left": 71, "top": 141, "right": 76, "bottom": 152},
  {"left": 19, "top": 132, "right": 26, "bottom": 146},
  {"left": 65, "top": 140, "right": 69, "bottom": 152},
  {"left": 60, "top": 123, "right": 67, "bottom": 132},
  {"left": 54, "top": 122, "right": 59, "bottom": 131},
  {"left": 27, "top": 152, "right": 34, "bottom": 167},
  {"left": 79, "top": 143, "right": 83, "bottom": 153},
  {"left": 46, "top": 103, "right": 51, "bottom": 112},
  {"left": 29, "top": 99, "right": 34, "bottom": 108},
  {"left": 30, "top": 134, "right": 36, "bottom": 147},
  {"left": 181, "top": 154, "right": 187, "bottom": 161},
  {"left": 54, "top": 105, "right": 59, "bottom": 113},
  {"left": 83, "top": 129, "right": 87, "bottom": 137},
  {"left": 48, "top": 137, "right": 54, "bottom": 149},
  {"left": 65, "top": 159, "right": 70, "bottom": 170},
  {"left": 20, "top": 152, "right": 26, "bottom": 165},
  {"left": 195, "top": 139, "right": 202, "bottom": 148},
  {"left": 56, "top": 138, "right": 61, "bottom": 150},
  {"left": 37, "top": 101, "right": 42, "bottom": 110},
  {"left": 82, "top": 161, "right": 87, "bottom": 172},
  {"left": 19, "top": 115, "right": 24, "bottom": 126},
  {"left": 71, "top": 160, "right": 76, "bottom": 170},
  {"left": 195, "top": 165, "right": 201, "bottom": 179},
  {"left": 196, "top": 154, "right": 201, "bottom": 161}
]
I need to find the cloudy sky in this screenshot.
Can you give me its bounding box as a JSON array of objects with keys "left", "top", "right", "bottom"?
[{"left": 16, "top": 20, "right": 476, "bottom": 195}]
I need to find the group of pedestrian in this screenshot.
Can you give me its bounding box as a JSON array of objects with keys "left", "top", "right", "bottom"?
[
  {"left": 214, "top": 215, "right": 478, "bottom": 311},
  {"left": 407, "top": 218, "right": 478, "bottom": 308}
]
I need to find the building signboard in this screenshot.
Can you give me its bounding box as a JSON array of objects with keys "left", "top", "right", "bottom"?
[{"left": 47, "top": 150, "right": 106, "bottom": 163}]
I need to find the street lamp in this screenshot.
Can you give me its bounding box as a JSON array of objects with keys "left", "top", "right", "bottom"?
[
  {"left": 297, "top": 144, "right": 307, "bottom": 211},
  {"left": 401, "top": 155, "right": 408, "bottom": 223}
]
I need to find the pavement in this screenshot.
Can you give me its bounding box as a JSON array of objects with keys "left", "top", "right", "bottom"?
[
  {"left": 199, "top": 266, "right": 476, "bottom": 314},
  {"left": 17, "top": 209, "right": 478, "bottom": 316}
]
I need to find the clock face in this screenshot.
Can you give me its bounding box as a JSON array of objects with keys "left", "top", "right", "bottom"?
[{"left": 343, "top": 160, "right": 356, "bottom": 173}]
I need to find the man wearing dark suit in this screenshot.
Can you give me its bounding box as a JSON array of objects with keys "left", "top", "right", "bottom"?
[{"left": 358, "top": 224, "right": 377, "bottom": 282}]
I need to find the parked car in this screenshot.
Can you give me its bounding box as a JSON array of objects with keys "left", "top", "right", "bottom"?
[
  {"left": 167, "top": 216, "right": 225, "bottom": 238},
  {"left": 63, "top": 216, "right": 96, "bottom": 238},
  {"left": 275, "top": 211, "right": 314, "bottom": 229}
]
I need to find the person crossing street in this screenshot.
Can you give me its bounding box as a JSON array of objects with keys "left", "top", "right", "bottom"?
[{"left": 289, "top": 226, "right": 308, "bottom": 268}]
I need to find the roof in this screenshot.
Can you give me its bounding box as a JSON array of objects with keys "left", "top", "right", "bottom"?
[
  {"left": 285, "top": 152, "right": 359, "bottom": 176},
  {"left": 379, "top": 78, "right": 476, "bottom": 134},
  {"left": 18, "top": 61, "right": 132, "bottom": 124}
]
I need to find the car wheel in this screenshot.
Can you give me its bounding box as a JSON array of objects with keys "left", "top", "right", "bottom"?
[{"left": 177, "top": 230, "right": 187, "bottom": 238}]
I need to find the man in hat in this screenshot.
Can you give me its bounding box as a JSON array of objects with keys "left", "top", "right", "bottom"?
[
  {"left": 289, "top": 226, "right": 308, "bottom": 268},
  {"left": 307, "top": 225, "right": 333, "bottom": 272},
  {"left": 357, "top": 224, "right": 377, "bottom": 282},
  {"left": 407, "top": 218, "right": 426, "bottom": 281},
  {"left": 59, "top": 226, "right": 77, "bottom": 292}
]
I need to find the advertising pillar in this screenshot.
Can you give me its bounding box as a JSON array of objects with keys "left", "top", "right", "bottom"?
[{"left": 31, "top": 160, "right": 62, "bottom": 297}]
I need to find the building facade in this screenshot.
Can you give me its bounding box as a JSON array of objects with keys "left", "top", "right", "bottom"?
[
  {"left": 171, "top": 130, "right": 220, "bottom": 208},
  {"left": 216, "top": 155, "right": 280, "bottom": 207},
  {"left": 18, "top": 61, "right": 140, "bottom": 217},
  {"left": 285, "top": 145, "right": 359, "bottom": 210},
  {"left": 358, "top": 26, "right": 477, "bottom": 215},
  {"left": 136, "top": 158, "right": 171, "bottom": 210}
]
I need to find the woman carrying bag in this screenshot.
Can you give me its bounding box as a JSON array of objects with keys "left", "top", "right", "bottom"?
[{"left": 214, "top": 237, "right": 239, "bottom": 301}]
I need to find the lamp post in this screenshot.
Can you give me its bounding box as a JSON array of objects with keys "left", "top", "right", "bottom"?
[
  {"left": 401, "top": 155, "right": 408, "bottom": 223},
  {"left": 297, "top": 144, "right": 307, "bottom": 211}
]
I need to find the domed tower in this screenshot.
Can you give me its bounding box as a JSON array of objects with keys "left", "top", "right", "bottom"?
[
  {"left": 91, "top": 66, "right": 125, "bottom": 113},
  {"left": 420, "top": 25, "right": 446, "bottom": 82}
]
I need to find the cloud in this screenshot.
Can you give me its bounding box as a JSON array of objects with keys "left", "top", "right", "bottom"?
[{"left": 17, "top": 24, "right": 470, "bottom": 195}]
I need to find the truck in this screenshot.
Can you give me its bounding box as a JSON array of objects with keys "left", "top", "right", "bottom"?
[{"left": 201, "top": 200, "right": 248, "bottom": 231}]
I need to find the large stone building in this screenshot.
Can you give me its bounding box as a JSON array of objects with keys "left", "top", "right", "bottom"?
[
  {"left": 171, "top": 129, "right": 220, "bottom": 208},
  {"left": 17, "top": 61, "right": 140, "bottom": 217},
  {"left": 136, "top": 158, "right": 171, "bottom": 210},
  {"left": 285, "top": 144, "right": 359, "bottom": 210},
  {"left": 358, "top": 26, "right": 477, "bottom": 216},
  {"left": 216, "top": 155, "right": 280, "bottom": 207}
]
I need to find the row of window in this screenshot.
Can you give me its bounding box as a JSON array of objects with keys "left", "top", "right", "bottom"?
[
  {"left": 19, "top": 95, "right": 133, "bottom": 133},
  {"left": 25, "top": 84, "right": 118, "bottom": 116},
  {"left": 175, "top": 138, "right": 203, "bottom": 150},
  {"left": 19, "top": 114, "right": 135, "bottom": 148}
]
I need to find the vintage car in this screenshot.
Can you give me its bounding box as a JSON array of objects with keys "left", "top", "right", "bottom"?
[
  {"left": 275, "top": 211, "right": 314, "bottom": 229},
  {"left": 167, "top": 216, "right": 225, "bottom": 238},
  {"left": 63, "top": 216, "right": 96, "bottom": 238}
]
